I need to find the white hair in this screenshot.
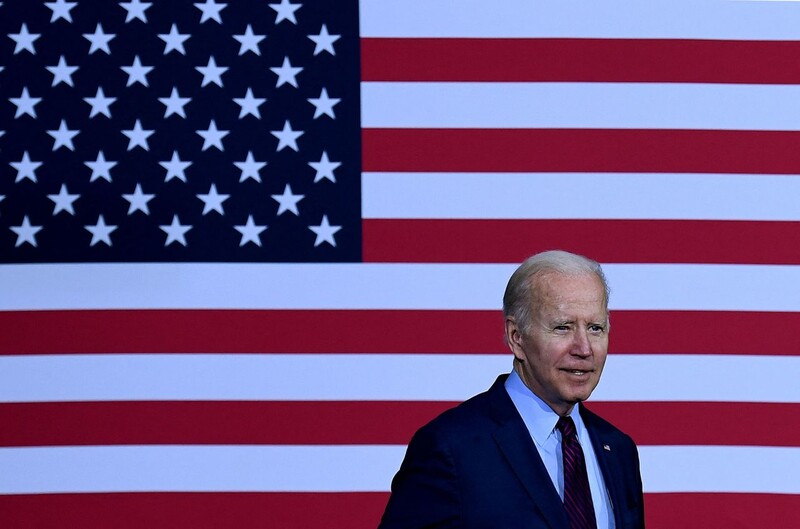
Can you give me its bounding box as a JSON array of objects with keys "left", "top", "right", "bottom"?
[{"left": 502, "top": 250, "right": 610, "bottom": 333}]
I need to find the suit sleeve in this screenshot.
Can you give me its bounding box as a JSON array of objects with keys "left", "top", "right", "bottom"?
[
  {"left": 378, "top": 423, "right": 462, "bottom": 529},
  {"left": 615, "top": 434, "right": 646, "bottom": 529}
]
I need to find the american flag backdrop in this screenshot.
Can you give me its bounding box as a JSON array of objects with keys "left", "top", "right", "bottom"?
[{"left": 2, "top": 1, "right": 800, "bottom": 528}]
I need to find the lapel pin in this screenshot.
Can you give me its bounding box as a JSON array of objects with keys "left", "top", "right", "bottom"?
[{"left": 603, "top": 444, "right": 611, "bottom": 451}]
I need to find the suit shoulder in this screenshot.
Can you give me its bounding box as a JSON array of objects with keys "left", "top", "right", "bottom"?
[
  {"left": 424, "top": 386, "right": 495, "bottom": 432},
  {"left": 413, "top": 374, "right": 527, "bottom": 444}
]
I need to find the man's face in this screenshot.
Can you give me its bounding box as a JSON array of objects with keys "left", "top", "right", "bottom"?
[{"left": 505, "top": 271, "right": 609, "bottom": 416}]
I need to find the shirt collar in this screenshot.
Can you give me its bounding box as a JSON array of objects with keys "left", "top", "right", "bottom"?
[{"left": 504, "top": 369, "right": 587, "bottom": 447}]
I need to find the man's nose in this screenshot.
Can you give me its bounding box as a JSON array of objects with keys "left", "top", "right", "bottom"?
[{"left": 572, "top": 328, "right": 592, "bottom": 357}]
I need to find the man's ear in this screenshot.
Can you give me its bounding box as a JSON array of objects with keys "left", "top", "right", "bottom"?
[{"left": 504, "top": 317, "right": 525, "bottom": 362}]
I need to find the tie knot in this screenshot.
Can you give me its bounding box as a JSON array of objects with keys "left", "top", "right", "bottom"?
[{"left": 556, "top": 416, "right": 577, "bottom": 440}]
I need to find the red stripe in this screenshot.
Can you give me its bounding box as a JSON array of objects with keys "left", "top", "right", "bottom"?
[
  {"left": 362, "top": 38, "right": 800, "bottom": 83},
  {"left": 2, "top": 309, "right": 798, "bottom": 356},
  {"left": 1, "top": 492, "right": 798, "bottom": 529},
  {"left": 364, "top": 219, "right": 800, "bottom": 265},
  {"left": 646, "top": 493, "right": 800, "bottom": 529},
  {"left": 610, "top": 310, "right": 800, "bottom": 356},
  {"left": 0, "top": 401, "right": 452, "bottom": 447},
  {"left": 0, "top": 309, "right": 501, "bottom": 355},
  {"left": 0, "top": 493, "right": 387, "bottom": 529},
  {"left": 362, "top": 128, "right": 800, "bottom": 174},
  {"left": 587, "top": 402, "right": 800, "bottom": 447},
  {"left": 2, "top": 401, "right": 797, "bottom": 447}
]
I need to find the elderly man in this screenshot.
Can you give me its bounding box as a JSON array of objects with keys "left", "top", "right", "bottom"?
[{"left": 378, "top": 250, "right": 645, "bottom": 529}]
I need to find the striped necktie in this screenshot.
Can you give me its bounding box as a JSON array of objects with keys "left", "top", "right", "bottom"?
[{"left": 556, "top": 416, "right": 598, "bottom": 529}]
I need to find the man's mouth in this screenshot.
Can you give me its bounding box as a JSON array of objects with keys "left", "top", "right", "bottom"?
[{"left": 561, "top": 369, "right": 592, "bottom": 376}]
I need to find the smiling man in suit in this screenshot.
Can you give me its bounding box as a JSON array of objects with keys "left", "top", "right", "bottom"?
[{"left": 378, "top": 250, "right": 645, "bottom": 529}]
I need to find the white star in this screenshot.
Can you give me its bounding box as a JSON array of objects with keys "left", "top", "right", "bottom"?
[
  {"left": 121, "top": 56, "right": 153, "bottom": 87},
  {"left": 10, "top": 216, "right": 43, "bottom": 248},
  {"left": 233, "top": 24, "right": 265, "bottom": 55},
  {"left": 271, "top": 183, "right": 304, "bottom": 216},
  {"left": 307, "top": 87, "right": 340, "bottom": 119},
  {"left": 10, "top": 151, "right": 42, "bottom": 183},
  {"left": 234, "top": 151, "right": 266, "bottom": 182},
  {"left": 122, "top": 183, "right": 155, "bottom": 214},
  {"left": 160, "top": 151, "right": 192, "bottom": 182},
  {"left": 85, "top": 151, "right": 117, "bottom": 182},
  {"left": 158, "top": 87, "right": 191, "bottom": 118},
  {"left": 234, "top": 215, "right": 267, "bottom": 247},
  {"left": 196, "top": 183, "right": 229, "bottom": 215},
  {"left": 122, "top": 119, "right": 155, "bottom": 151},
  {"left": 269, "top": 0, "right": 301, "bottom": 25},
  {"left": 160, "top": 215, "right": 192, "bottom": 246},
  {"left": 233, "top": 87, "right": 265, "bottom": 119},
  {"left": 47, "top": 120, "right": 79, "bottom": 151},
  {"left": 271, "top": 120, "right": 303, "bottom": 152},
  {"left": 85, "top": 215, "right": 117, "bottom": 246},
  {"left": 119, "top": 0, "right": 152, "bottom": 22},
  {"left": 270, "top": 56, "right": 302, "bottom": 88},
  {"left": 308, "top": 215, "right": 341, "bottom": 247},
  {"left": 45, "top": 0, "right": 77, "bottom": 23},
  {"left": 47, "top": 183, "right": 80, "bottom": 215},
  {"left": 83, "top": 23, "right": 115, "bottom": 54},
  {"left": 46, "top": 56, "right": 79, "bottom": 87},
  {"left": 158, "top": 24, "right": 190, "bottom": 55},
  {"left": 194, "top": 0, "right": 226, "bottom": 23},
  {"left": 308, "top": 24, "right": 340, "bottom": 56},
  {"left": 196, "top": 56, "right": 228, "bottom": 87},
  {"left": 9, "top": 24, "right": 40, "bottom": 54},
  {"left": 10, "top": 87, "right": 41, "bottom": 118},
  {"left": 83, "top": 87, "right": 116, "bottom": 118},
  {"left": 196, "top": 120, "right": 229, "bottom": 151},
  {"left": 309, "top": 150, "right": 340, "bottom": 182}
]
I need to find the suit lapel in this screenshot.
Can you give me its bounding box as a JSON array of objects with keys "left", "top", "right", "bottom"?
[{"left": 488, "top": 376, "right": 570, "bottom": 529}]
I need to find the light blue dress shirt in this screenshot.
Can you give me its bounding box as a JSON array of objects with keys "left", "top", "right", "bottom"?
[{"left": 505, "top": 370, "right": 615, "bottom": 529}]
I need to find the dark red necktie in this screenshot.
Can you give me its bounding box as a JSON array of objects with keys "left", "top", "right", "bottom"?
[{"left": 556, "top": 416, "right": 597, "bottom": 529}]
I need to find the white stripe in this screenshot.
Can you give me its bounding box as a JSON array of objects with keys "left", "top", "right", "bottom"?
[
  {"left": 0, "top": 445, "right": 405, "bottom": 494},
  {"left": 3, "top": 263, "right": 800, "bottom": 311},
  {"left": 362, "top": 172, "right": 800, "bottom": 221},
  {"left": 640, "top": 446, "right": 800, "bottom": 494},
  {"left": 362, "top": 82, "right": 800, "bottom": 131},
  {"left": 594, "top": 355, "right": 800, "bottom": 403},
  {"left": 605, "top": 264, "right": 800, "bottom": 312},
  {"left": 360, "top": 0, "right": 800, "bottom": 40},
  {"left": 0, "top": 445, "right": 797, "bottom": 494},
  {"left": 0, "top": 354, "right": 796, "bottom": 403}
]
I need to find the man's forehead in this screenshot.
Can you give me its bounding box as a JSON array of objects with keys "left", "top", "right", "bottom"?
[
  {"left": 530, "top": 271, "right": 608, "bottom": 313},
  {"left": 530, "top": 270, "right": 604, "bottom": 293}
]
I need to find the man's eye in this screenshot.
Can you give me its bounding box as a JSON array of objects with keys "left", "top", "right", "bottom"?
[{"left": 589, "top": 325, "right": 605, "bottom": 333}]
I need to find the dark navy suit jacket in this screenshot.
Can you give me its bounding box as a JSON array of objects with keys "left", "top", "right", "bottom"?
[{"left": 378, "top": 374, "right": 645, "bottom": 529}]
